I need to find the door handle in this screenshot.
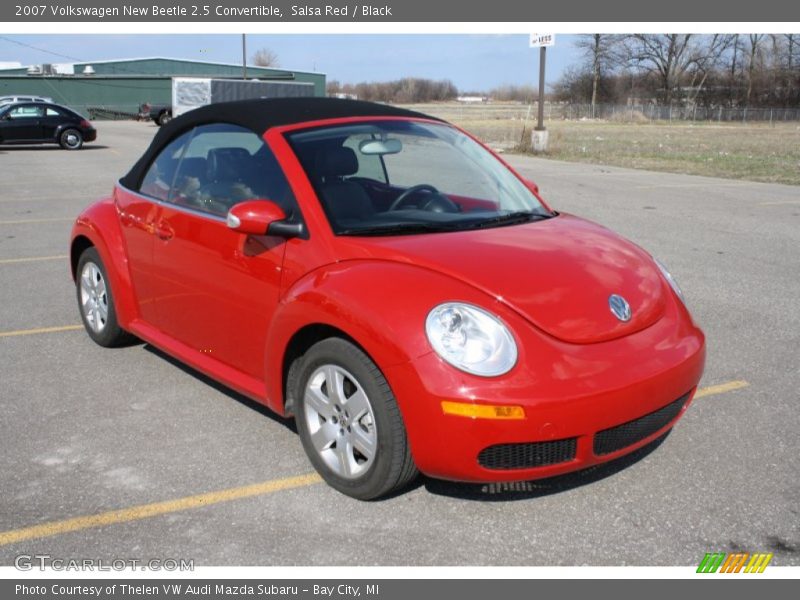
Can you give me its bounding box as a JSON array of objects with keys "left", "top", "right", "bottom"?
[{"left": 154, "top": 221, "right": 174, "bottom": 241}]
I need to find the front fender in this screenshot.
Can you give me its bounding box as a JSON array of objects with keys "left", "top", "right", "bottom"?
[
  {"left": 263, "top": 259, "right": 510, "bottom": 413},
  {"left": 70, "top": 196, "right": 138, "bottom": 328}
]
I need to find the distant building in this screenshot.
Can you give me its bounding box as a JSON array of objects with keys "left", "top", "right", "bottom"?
[
  {"left": 0, "top": 57, "right": 325, "bottom": 118},
  {"left": 457, "top": 95, "right": 489, "bottom": 103}
]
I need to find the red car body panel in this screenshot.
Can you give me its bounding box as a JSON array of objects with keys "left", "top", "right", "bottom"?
[
  {"left": 71, "top": 198, "right": 138, "bottom": 328},
  {"left": 384, "top": 289, "right": 704, "bottom": 481},
  {"left": 70, "top": 112, "right": 705, "bottom": 483},
  {"left": 331, "top": 215, "right": 668, "bottom": 344}
]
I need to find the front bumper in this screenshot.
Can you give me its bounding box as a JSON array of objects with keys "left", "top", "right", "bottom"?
[{"left": 384, "top": 294, "right": 705, "bottom": 482}]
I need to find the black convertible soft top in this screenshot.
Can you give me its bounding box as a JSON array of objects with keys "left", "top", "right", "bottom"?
[{"left": 120, "top": 97, "right": 441, "bottom": 190}]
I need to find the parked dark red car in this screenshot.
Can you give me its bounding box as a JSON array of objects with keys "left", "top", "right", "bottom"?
[{"left": 70, "top": 98, "right": 705, "bottom": 499}]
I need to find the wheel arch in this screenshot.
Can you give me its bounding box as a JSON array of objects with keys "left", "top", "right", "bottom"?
[
  {"left": 70, "top": 234, "right": 94, "bottom": 280},
  {"left": 264, "top": 260, "right": 484, "bottom": 417},
  {"left": 70, "top": 197, "right": 139, "bottom": 328},
  {"left": 280, "top": 323, "right": 369, "bottom": 417},
  {"left": 54, "top": 123, "right": 80, "bottom": 142}
]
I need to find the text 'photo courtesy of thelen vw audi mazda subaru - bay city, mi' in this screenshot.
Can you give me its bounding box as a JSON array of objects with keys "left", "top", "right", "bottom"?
[{"left": 69, "top": 98, "right": 705, "bottom": 500}]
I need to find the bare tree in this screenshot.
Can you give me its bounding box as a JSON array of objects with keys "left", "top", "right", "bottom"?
[
  {"left": 326, "top": 80, "right": 342, "bottom": 96},
  {"left": 726, "top": 34, "right": 743, "bottom": 105},
  {"left": 623, "top": 35, "right": 693, "bottom": 104},
  {"left": 786, "top": 34, "right": 798, "bottom": 71},
  {"left": 575, "top": 34, "right": 621, "bottom": 116},
  {"left": 333, "top": 78, "right": 457, "bottom": 103},
  {"left": 251, "top": 48, "right": 279, "bottom": 67},
  {"left": 623, "top": 34, "right": 731, "bottom": 105},
  {"left": 685, "top": 35, "right": 735, "bottom": 105},
  {"left": 782, "top": 34, "right": 799, "bottom": 105},
  {"left": 745, "top": 34, "right": 764, "bottom": 106}
]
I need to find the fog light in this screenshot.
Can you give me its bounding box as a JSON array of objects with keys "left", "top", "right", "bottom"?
[{"left": 441, "top": 400, "right": 525, "bottom": 420}]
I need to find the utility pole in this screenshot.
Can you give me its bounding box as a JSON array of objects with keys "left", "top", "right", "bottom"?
[
  {"left": 529, "top": 34, "right": 554, "bottom": 152},
  {"left": 537, "top": 46, "right": 546, "bottom": 131},
  {"left": 242, "top": 33, "right": 247, "bottom": 79}
]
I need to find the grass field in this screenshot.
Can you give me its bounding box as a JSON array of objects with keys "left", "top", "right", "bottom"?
[{"left": 402, "top": 103, "right": 800, "bottom": 185}]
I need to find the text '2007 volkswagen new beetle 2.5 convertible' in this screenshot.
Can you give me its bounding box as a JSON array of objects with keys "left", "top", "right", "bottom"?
[{"left": 70, "top": 98, "right": 705, "bottom": 499}]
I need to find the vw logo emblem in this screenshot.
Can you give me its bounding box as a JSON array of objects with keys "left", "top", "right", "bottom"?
[{"left": 608, "top": 294, "right": 632, "bottom": 322}]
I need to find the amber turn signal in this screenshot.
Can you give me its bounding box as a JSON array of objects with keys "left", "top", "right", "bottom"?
[{"left": 441, "top": 400, "right": 525, "bottom": 420}]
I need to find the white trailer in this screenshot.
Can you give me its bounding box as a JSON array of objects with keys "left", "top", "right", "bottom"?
[{"left": 172, "top": 77, "right": 316, "bottom": 117}]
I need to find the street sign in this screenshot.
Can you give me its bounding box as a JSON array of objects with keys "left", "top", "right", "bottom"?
[
  {"left": 528, "top": 33, "right": 553, "bottom": 150},
  {"left": 529, "top": 33, "right": 555, "bottom": 48}
]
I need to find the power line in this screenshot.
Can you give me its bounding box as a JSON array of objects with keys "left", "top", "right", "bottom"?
[
  {"left": 0, "top": 35, "right": 171, "bottom": 76},
  {"left": 0, "top": 35, "right": 85, "bottom": 63},
  {"left": 0, "top": 35, "right": 297, "bottom": 79}
]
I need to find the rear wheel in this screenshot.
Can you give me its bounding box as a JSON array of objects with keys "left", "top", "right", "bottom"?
[
  {"left": 157, "top": 111, "right": 172, "bottom": 126},
  {"left": 294, "top": 338, "right": 418, "bottom": 500},
  {"left": 59, "top": 128, "right": 83, "bottom": 150},
  {"left": 75, "top": 247, "right": 134, "bottom": 347}
]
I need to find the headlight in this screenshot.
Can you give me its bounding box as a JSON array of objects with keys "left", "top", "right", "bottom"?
[
  {"left": 425, "top": 303, "right": 517, "bottom": 377},
  {"left": 655, "top": 258, "right": 684, "bottom": 302}
]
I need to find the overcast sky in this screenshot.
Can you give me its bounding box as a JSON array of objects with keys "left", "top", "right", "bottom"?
[{"left": 0, "top": 34, "right": 582, "bottom": 91}]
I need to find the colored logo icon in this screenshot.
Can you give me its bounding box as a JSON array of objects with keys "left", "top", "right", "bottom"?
[{"left": 697, "top": 552, "right": 773, "bottom": 573}]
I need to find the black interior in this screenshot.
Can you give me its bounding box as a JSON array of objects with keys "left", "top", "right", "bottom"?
[{"left": 295, "top": 137, "right": 473, "bottom": 233}]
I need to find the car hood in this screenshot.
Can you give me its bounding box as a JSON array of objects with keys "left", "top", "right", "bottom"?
[{"left": 339, "top": 213, "right": 667, "bottom": 344}]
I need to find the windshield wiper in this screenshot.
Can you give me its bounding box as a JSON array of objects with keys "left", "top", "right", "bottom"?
[
  {"left": 461, "top": 211, "right": 553, "bottom": 230},
  {"left": 338, "top": 222, "right": 460, "bottom": 237}
]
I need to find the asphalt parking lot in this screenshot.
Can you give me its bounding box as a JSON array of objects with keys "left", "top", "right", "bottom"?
[{"left": 0, "top": 121, "right": 798, "bottom": 566}]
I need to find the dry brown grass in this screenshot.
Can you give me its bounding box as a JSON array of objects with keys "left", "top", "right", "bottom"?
[
  {"left": 608, "top": 110, "right": 651, "bottom": 124},
  {"left": 401, "top": 102, "right": 800, "bottom": 185},
  {"left": 537, "top": 121, "right": 800, "bottom": 185}
]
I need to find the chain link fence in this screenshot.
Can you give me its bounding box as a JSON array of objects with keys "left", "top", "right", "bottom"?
[
  {"left": 562, "top": 103, "right": 800, "bottom": 123},
  {"left": 404, "top": 102, "right": 800, "bottom": 124}
]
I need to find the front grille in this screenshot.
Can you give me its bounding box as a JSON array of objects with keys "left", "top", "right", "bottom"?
[
  {"left": 593, "top": 392, "right": 691, "bottom": 456},
  {"left": 478, "top": 438, "right": 577, "bottom": 470}
]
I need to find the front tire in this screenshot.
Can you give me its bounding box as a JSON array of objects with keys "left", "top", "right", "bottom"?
[
  {"left": 294, "top": 338, "right": 418, "bottom": 500},
  {"left": 59, "top": 128, "right": 83, "bottom": 150},
  {"left": 75, "top": 247, "right": 134, "bottom": 347},
  {"left": 157, "top": 111, "right": 172, "bottom": 126}
]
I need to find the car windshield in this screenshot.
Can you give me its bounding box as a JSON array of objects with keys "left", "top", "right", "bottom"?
[{"left": 286, "top": 120, "right": 552, "bottom": 236}]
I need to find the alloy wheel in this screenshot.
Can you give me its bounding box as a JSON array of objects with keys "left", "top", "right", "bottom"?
[
  {"left": 303, "top": 364, "right": 378, "bottom": 479},
  {"left": 79, "top": 261, "right": 108, "bottom": 332}
]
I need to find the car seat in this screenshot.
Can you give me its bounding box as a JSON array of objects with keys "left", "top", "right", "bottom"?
[{"left": 314, "top": 147, "right": 374, "bottom": 222}]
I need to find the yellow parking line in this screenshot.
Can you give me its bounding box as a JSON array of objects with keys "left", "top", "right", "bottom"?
[
  {"left": 633, "top": 183, "right": 745, "bottom": 190},
  {"left": 0, "top": 325, "right": 83, "bottom": 338},
  {"left": 694, "top": 380, "right": 749, "bottom": 398},
  {"left": 0, "top": 254, "right": 67, "bottom": 265},
  {"left": 0, "top": 473, "right": 322, "bottom": 547},
  {"left": 0, "top": 217, "right": 73, "bottom": 225},
  {"left": 759, "top": 200, "right": 800, "bottom": 206},
  {"left": 0, "top": 379, "right": 749, "bottom": 546}
]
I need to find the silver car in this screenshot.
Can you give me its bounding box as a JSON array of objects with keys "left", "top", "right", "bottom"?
[{"left": 0, "top": 95, "right": 54, "bottom": 106}]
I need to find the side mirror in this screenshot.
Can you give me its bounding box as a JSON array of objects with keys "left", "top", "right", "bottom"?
[
  {"left": 226, "top": 199, "right": 303, "bottom": 238},
  {"left": 524, "top": 179, "right": 540, "bottom": 195}
]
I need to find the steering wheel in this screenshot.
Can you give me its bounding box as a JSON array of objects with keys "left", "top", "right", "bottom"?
[{"left": 388, "top": 184, "right": 459, "bottom": 213}]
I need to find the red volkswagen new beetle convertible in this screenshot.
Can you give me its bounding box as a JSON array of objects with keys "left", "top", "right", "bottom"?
[{"left": 70, "top": 98, "right": 705, "bottom": 499}]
